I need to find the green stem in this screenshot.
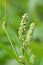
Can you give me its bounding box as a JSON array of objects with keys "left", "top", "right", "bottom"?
[
  {"left": 4, "top": 0, "right": 7, "bottom": 17},
  {"left": 4, "top": 29, "right": 19, "bottom": 58},
  {"left": 22, "top": 45, "right": 25, "bottom": 65},
  {"left": 3, "top": 0, "right": 19, "bottom": 60}
]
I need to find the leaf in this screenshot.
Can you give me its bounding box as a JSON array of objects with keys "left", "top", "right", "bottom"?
[
  {"left": 0, "top": 43, "right": 19, "bottom": 62},
  {"left": 7, "top": 26, "right": 22, "bottom": 48}
]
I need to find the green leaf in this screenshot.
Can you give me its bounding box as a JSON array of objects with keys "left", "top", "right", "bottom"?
[
  {"left": 0, "top": 43, "right": 19, "bottom": 62},
  {"left": 7, "top": 26, "right": 22, "bottom": 48}
]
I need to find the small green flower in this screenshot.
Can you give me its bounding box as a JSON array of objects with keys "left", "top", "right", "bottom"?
[
  {"left": 19, "top": 55, "right": 25, "bottom": 65},
  {"left": 18, "top": 13, "right": 29, "bottom": 42},
  {"left": 30, "top": 54, "right": 35, "bottom": 65},
  {"left": 18, "top": 13, "right": 36, "bottom": 65},
  {"left": 26, "top": 22, "right": 35, "bottom": 43}
]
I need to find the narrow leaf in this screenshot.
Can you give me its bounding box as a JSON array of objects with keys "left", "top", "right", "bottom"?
[{"left": 0, "top": 43, "right": 19, "bottom": 62}]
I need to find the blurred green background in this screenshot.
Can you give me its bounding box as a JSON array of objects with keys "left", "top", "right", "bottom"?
[{"left": 0, "top": 0, "right": 43, "bottom": 65}]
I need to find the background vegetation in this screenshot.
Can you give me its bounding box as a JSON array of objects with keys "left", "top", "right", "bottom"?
[{"left": 0, "top": 0, "right": 43, "bottom": 65}]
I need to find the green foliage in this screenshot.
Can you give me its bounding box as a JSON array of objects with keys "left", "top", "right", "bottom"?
[{"left": 0, "top": 0, "right": 43, "bottom": 65}]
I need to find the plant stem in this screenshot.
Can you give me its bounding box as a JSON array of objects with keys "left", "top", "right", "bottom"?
[
  {"left": 4, "top": 0, "right": 7, "bottom": 18},
  {"left": 22, "top": 45, "right": 25, "bottom": 65},
  {"left": 4, "top": 28, "right": 19, "bottom": 59},
  {"left": 2, "top": 0, "right": 20, "bottom": 62}
]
